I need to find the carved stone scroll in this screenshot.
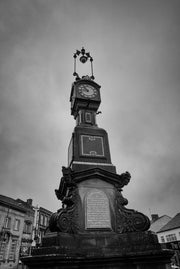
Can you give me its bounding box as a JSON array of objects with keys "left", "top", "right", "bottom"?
[
  {"left": 115, "top": 189, "right": 150, "bottom": 233},
  {"left": 49, "top": 187, "right": 80, "bottom": 234}
]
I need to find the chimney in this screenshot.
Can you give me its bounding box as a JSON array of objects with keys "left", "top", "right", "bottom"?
[
  {"left": 151, "top": 214, "right": 159, "bottom": 223},
  {"left": 27, "top": 198, "right": 33, "bottom": 206}
]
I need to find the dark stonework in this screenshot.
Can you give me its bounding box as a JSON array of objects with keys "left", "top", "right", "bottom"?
[
  {"left": 22, "top": 231, "right": 173, "bottom": 269},
  {"left": 51, "top": 167, "right": 150, "bottom": 234},
  {"left": 69, "top": 126, "right": 117, "bottom": 173},
  {"left": 21, "top": 166, "right": 174, "bottom": 269}
]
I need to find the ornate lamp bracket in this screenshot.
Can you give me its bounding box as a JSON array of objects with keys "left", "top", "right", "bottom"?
[{"left": 73, "top": 47, "right": 95, "bottom": 80}]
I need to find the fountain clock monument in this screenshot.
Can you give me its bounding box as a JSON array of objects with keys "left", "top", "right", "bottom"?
[{"left": 22, "top": 48, "right": 173, "bottom": 269}]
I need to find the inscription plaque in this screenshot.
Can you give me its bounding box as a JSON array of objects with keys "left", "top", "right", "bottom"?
[{"left": 86, "top": 190, "right": 111, "bottom": 229}]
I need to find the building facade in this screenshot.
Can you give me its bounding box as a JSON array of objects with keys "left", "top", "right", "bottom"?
[
  {"left": 17, "top": 199, "right": 34, "bottom": 259},
  {"left": 33, "top": 206, "right": 52, "bottom": 246},
  {"left": 157, "top": 213, "right": 180, "bottom": 268},
  {"left": 0, "top": 195, "right": 53, "bottom": 268},
  {"left": 0, "top": 195, "right": 34, "bottom": 269}
]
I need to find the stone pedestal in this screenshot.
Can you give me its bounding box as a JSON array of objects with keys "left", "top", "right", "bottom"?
[
  {"left": 21, "top": 168, "right": 173, "bottom": 268},
  {"left": 22, "top": 231, "right": 173, "bottom": 269}
]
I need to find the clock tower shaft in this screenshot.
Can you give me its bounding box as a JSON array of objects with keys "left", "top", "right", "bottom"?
[{"left": 68, "top": 78, "right": 116, "bottom": 173}]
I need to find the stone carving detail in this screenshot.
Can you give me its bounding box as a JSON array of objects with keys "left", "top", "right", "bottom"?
[
  {"left": 115, "top": 189, "right": 150, "bottom": 233},
  {"left": 55, "top": 167, "right": 75, "bottom": 201},
  {"left": 49, "top": 187, "right": 80, "bottom": 233},
  {"left": 49, "top": 167, "right": 80, "bottom": 234},
  {"left": 57, "top": 211, "right": 71, "bottom": 232},
  {"left": 118, "top": 171, "right": 131, "bottom": 188},
  {"left": 50, "top": 166, "right": 150, "bottom": 234}
]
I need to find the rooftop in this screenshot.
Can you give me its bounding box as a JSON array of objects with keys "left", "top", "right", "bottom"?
[
  {"left": 150, "top": 215, "right": 172, "bottom": 233},
  {"left": 0, "top": 194, "right": 33, "bottom": 213},
  {"left": 39, "top": 206, "right": 53, "bottom": 215},
  {"left": 157, "top": 213, "right": 180, "bottom": 233}
]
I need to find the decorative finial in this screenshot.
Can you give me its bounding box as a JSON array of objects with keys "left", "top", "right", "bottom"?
[{"left": 73, "top": 47, "right": 95, "bottom": 80}]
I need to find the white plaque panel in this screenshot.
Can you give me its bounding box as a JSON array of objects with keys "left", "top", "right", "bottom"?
[{"left": 86, "top": 190, "right": 111, "bottom": 229}]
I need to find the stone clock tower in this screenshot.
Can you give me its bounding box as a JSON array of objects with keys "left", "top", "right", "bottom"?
[
  {"left": 68, "top": 75, "right": 116, "bottom": 174},
  {"left": 22, "top": 48, "right": 173, "bottom": 269}
]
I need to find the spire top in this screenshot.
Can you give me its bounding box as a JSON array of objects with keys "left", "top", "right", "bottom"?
[{"left": 73, "top": 47, "right": 95, "bottom": 81}]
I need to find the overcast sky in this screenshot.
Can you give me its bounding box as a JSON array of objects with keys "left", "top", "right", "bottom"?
[{"left": 0, "top": 0, "right": 180, "bottom": 219}]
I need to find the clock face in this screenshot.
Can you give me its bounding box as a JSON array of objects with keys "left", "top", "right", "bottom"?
[{"left": 78, "top": 84, "right": 98, "bottom": 98}]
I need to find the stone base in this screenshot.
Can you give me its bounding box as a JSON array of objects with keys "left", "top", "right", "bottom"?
[{"left": 21, "top": 231, "right": 173, "bottom": 269}]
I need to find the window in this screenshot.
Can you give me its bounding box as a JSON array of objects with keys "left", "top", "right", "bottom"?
[
  {"left": 40, "top": 214, "right": 44, "bottom": 226},
  {"left": 4, "top": 217, "right": 11, "bottom": 229},
  {"left": 44, "top": 216, "right": 48, "bottom": 227},
  {"left": 79, "top": 111, "right": 82, "bottom": 124},
  {"left": 39, "top": 230, "right": 45, "bottom": 243},
  {"left": 160, "top": 236, "right": 165, "bottom": 243},
  {"left": 39, "top": 214, "right": 49, "bottom": 227},
  {"left": 166, "top": 234, "right": 177, "bottom": 242},
  {"left": 20, "top": 245, "right": 30, "bottom": 256},
  {"left": 14, "top": 219, "right": 20, "bottom": 231},
  {"left": 9, "top": 239, "right": 18, "bottom": 261},
  {"left": 39, "top": 213, "right": 49, "bottom": 227},
  {"left": 85, "top": 112, "right": 92, "bottom": 123},
  {"left": 23, "top": 221, "right": 32, "bottom": 234},
  {"left": 0, "top": 241, "right": 7, "bottom": 261}
]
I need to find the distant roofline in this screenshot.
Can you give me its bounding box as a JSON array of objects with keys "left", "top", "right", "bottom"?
[
  {"left": 0, "top": 194, "right": 53, "bottom": 215},
  {"left": 0, "top": 194, "right": 27, "bottom": 213},
  {"left": 151, "top": 215, "right": 171, "bottom": 224},
  {"left": 156, "top": 215, "right": 171, "bottom": 220},
  {"left": 157, "top": 226, "right": 180, "bottom": 233},
  {"left": 157, "top": 213, "right": 180, "bottom": 233},
  {"left": 39, "top": 206, "right": 53, "bottom": 214}
]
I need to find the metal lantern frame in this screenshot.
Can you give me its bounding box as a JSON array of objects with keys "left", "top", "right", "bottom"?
[{"left": 73, "top": 47, "right": 94, "bottom": 80}]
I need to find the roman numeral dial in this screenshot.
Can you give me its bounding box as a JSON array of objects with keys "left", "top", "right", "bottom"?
[{"left": 78, "top": 84, "right": 98, "bottom": 98}]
